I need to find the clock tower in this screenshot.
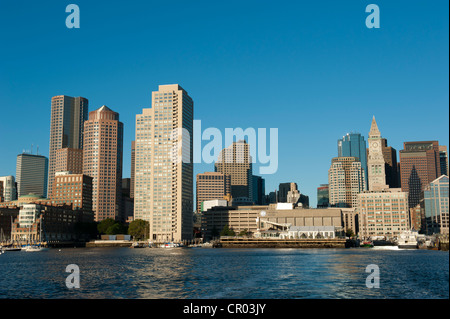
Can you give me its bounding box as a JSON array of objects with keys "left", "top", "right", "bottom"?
[{"left": 367, "top": 116, "right": 388, "bottom": 191}]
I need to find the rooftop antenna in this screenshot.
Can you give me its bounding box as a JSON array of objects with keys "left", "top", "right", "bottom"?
[{"left": 37, "top": 145, "right": 39, "bottom": 155}]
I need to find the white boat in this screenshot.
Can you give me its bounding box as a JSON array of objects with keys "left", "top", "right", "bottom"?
[
  {"left": 397, "top": 230, "right": 418, "bottom": 249},
  {"left": 25, "top": 245, "right": 49, "bottom": 252},
  {"left": 159, "top": 242, "right": 180, "bottom": 248}
]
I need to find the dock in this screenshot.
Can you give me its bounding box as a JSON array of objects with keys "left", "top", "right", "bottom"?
[{"left": 218, "top": 237, "right": 347, "bottom": 248}]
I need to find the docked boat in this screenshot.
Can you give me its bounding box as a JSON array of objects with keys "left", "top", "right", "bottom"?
[
  {"left": 360, "top": 241, "right": 374, "bottom": 248},
  {"left": 159, "top": 242, "right": 180, "bottom": 248},
  {"left": 1, "top": 244, "right": 22, "bottom": 252},
  {"left": 397, "top": 230, "right": 418, "bottom": 249},
  {"left": 25, "top": 245, "right": 49, "bottom": 252}
]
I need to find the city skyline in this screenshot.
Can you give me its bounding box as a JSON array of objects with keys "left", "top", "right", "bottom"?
[{"left": 0, "top": 0, "right": 448, "bottom": 207}]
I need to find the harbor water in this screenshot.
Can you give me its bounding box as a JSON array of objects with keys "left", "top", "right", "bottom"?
[{"left": 0, "top": 247, "right": 448, "bottom": 299}]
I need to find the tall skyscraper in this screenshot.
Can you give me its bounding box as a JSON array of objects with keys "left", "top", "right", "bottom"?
[
  {"left": 196, "top": 172, "right": 231, "bottom": 213},
  {"left": 328, "top": 157, "right": 366, "bottom": 208},
  {"left": 16, "top": 153, "right": 48, "bottom": 198},
  {"left": 380, "top": 138, "right": 400, "bottom": 188},
  {"left": 214, "top": 141, "right": 252, "bottom": 199},
  {"left": 338, "top": 132, "right": 368, "bottom": 190},
  {"left": 367, "top": 116, "right": 388, "bottom": 191},
  {"left": 134, "top": 84, "right": 194, "bottom": 242},
  {"left": 252, "top": 175, "right": 265, "bottom": 205},
  {"left": 48, "top": 95, "right": 88, "bottom": 197},
  {"left": 420, "top": 175, "right": 449, "bottom": 235},
  {"left": 399, "top": 141, "right": 442, "bottom": 208},
  {"left": 0, "top": 176, "right": 17, "bottom": 202},
  {"left": 130, "top": 140, "right": 136, "bottom": 199},
  {"left": 83, "top": 105, "right": 124, "bottom": 222}
]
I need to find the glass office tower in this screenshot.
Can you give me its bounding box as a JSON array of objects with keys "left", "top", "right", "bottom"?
[{"left": 338, "top": 133, "right": 368, "bottom": 190}]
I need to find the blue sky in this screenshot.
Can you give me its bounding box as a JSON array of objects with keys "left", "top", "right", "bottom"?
[{"left": 0, "top": 0, "right": 448, "bottom": 207}]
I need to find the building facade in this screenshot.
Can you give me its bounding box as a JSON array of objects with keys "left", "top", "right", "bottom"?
[
  {"left": 252, "top": 175, "right": 266, "bottom": 205},
  {"left": 83, "top": 105, "right": 124, "bottom": 222},
  {"left": 317, "top": 184, "right": 329, "bottom": 208},
  {"left": 0, "top": 176, "right": 17, "bottom": 202},
  {"left": 48, "top": 95, "right": 88, "bottom": 198},
  {"left": 338, "top": 132, "right": 368, "bottom": 190},
  {"left": 54, "top": 148, "right": 83, "bottom": 175},
  {"left": 16, "top": 153, "right": 48, "bottom": 198},
  {"left": 328, "top": 157, "right": 366, "bottom": 208},
  {"left": 130, "top": 140, "right": 136, "bottom": 199},
  {"left": 134, "top": 84, "right": 194, "bottom": 242},
  {"left": 399, "top": 141, "right": 442, "bottom": 208},
  {"left": 420, "top": 175, "right": 449, "bottom": 235},
  {"left": 215, "top": 141, "right": 253, "bottom": 200},
  {"left": 51, "top": 172, "right": 93, "bottom": 212},
  {"left": 357, "top": 188, "right": 409, "bottom": 239},
  {"left": 196, "top": 172, "right": 231, "bottom": 213}
]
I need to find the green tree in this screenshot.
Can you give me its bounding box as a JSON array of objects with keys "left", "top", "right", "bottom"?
[
  {"left": 128, "top": 219, "right": 149, "bottom": 240},
  {"left": 239, "top": 229, "right": 249, "bottom": 237},
  {"left": 346, "top": 228, "right": 355, "bottom": 238},
  {"left": 97, "top": 218, "right": 116, "bottom": 235},
  {"left": 106, "top": 223, "right": 127, "bottom": 235},
  {"left": 220, "top": 225, "right": 235, "bottom": 237}
]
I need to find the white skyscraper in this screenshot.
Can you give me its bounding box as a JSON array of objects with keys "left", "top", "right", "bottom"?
[{"left": 134, "top": 84, "right": 194, "bottom": 242}]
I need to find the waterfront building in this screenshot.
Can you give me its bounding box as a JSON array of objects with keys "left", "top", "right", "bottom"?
[
  {"left": 11, "top": 203, "right": 94, "bottom": 244},
  {"left": 0, "top": 176, "right": 17, "bottom": 202},
  {"left": 48, "top": 95, "right": 88, "bottom": 197},
  {"left": 338, "top": 132, "right": 368, "bottom": 190},
  {"left": 317, "top": 184, "right": 329, "bottom": 208},
  {"left": 134, "top": 84, "right": 194, "bottom": 242},
  {"left": 357, "top": 188, "right": 409, "bottom": 239},
  {"left": 420, "top": 175, "right": 449, "bottom": 235},
  {"left": 399, "top": 141, "right": 442, "bottom": 209},
  {"left": 51, "top": 171, "right": 93, "bottom": 212},
  {"left": 341, "top": 207, "right": 358, "bottom": 236},
  {"left": 0, "top": 207, "right": 20, "bottom": 241},
  {"left": 196, "top": 172, "right": 231, "bottom": 214},
  {"left": 328, "top": 157, "right": 366, "bottom": 208},
  {"left": 410, "top": 204, "right": 422, "bottom": 232},
  {"left": 54, "top": 148, "right": 83, "bottom": 175},
  {"left": 215, "top": 141, "right": 252, "bottom": 200},
  {"left": 201, "top": 205, "right": 343, "bottom": 241},
  {"left": 83, "top": 105, "right": 124, "bottom": 222},
  {"left": 16, "top": 153, "right": 48, "bottom": 198}
]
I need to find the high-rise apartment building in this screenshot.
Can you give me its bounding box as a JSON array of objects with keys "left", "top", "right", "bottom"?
[
  {"left": 16, "top": 153, "right": 48, "bottom": 198},
  {"left": 328, "top": 157, "right": 366, "bottom": 208},
  {"left": 51, "top": 171, "right": 93, "bottom": 212},
  {"left": 215, "top": 141, "right": 252, "bottom": 199},
  {"left": 357, "top": 188, "right": 409, "bottom": 239},
  {"left": 0, "top": 176, "right": 17, "bottom": 202},
  {"left": 134, "top": 84, "right": 194, "bottom": 242},
  {"left": 420, "top": 175, "right": 449, "bottom": 235},
  {"left": 399, "top": 141, "right": 442, "bottom": 208},
  {"left": 338, "top": 132, "right": 368, "bottom": 190},
  {"left": 196, "top": 172, "right": 231, "bottom": 213},
  {"left": 83, "top": 105, "right": 124, "bottom": 222},
  {"left": 367, "top": 116, "right": 388, "bottom": 191},
  {"left": 48, "top": 96, "right": 88, "bottom": 197},
  {"left": 130, "top": 140, "right": 136, "bottom": 199}
]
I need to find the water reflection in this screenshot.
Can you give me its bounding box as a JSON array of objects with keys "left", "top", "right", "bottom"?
[{"left": 0, "top": 247, "right": 448, "bottom": 299}]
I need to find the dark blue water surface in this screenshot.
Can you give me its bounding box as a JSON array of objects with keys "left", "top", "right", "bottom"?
[{"left": 0, "top": 247, "right": 448, "bottom": 299}]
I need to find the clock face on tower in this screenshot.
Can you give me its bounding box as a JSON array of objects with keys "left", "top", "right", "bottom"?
[{"left": 371, "top": 142, "right": 378, "bottom": 149}]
